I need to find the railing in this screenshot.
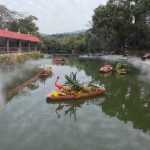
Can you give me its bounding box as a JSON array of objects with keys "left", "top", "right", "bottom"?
[
  {"left": 0, "top": 47, "right": 6, "bottom": 52},
  {"left": 21, "top": 47, "right": 29, "bottom": 52},
  {"left": 0, "top": 47, "right": 37, "bottom": 54},
  {"left": 52, "top": 54, "right": 79, "bottom": 57}
]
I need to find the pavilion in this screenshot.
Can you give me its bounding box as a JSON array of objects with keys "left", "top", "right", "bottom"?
[{"left": 0, "top": 29, "right": 40, "bottom": 54}]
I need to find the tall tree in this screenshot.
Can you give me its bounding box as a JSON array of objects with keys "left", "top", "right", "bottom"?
[
  {"left": 0, "top": 5, "right": 21, "bottom": 29},
  {"left": 86, "top": 0, "right": 150, "bottom": 52},
  {"left": 10, "top": 15, "right": 39, "bottom": 35},
  {"left": 108, "top": 0, "right": 150, "bottom": 50},
  {"left": 0, "top": 5, "right": 39, "bottom": 36},
  {"left": 90, "top": 3, "right": 132, "bottom": 52}
]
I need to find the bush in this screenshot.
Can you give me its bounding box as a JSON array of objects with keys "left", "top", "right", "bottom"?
[{"left": 0, "top": 52, "right": 44, "bottom": 64}]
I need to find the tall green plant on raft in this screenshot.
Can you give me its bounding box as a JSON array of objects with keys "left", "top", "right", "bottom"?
[
  {"left": 115, "top": 63, "right": 129, "bottom": 70},
  {"left": 115, "top": 63, "right": 130, "bottom": 74},
  {"left": 65, "top": 72, "right": 82, "bottom": 92}
]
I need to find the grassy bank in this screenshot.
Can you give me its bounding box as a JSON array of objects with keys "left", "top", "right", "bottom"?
[{"left": 0, "top": 52, "right": 44, "bottom": 64}]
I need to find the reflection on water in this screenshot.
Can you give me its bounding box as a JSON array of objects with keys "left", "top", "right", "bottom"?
[
  {"left": 47, "top": 97, "right": 105, "bottom": 122},
  {"left": 69, "top": 58, "right": 150, "bottom": 133},
  {"left": 1, "top": 58, "right": 150, "bottom": 133},
  {"left": 0, "top": 57, "right": 150, "bottom": 150},
  {"left": 39, "top": 73, "right": 53, "bottom": 84},
  {"left": 5, "top": 74, "right": 40, "bottom": 101},
  {"left": 2, "top": 60, "right": 53, "bottom": 101}
]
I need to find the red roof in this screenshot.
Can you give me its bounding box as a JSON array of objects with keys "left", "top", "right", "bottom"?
[{"left": 0, "top": 29, "right": 40, "bottom": 42}]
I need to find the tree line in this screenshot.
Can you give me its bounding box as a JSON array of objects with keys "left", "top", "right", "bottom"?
[
  {"left": 42, "top": 0, "right": 150, "bottom": 54},
  {"left": 40, "top": 32, "right": 86, "bottom": 54},
  {"left": 1, "top": 1, "right": 150, "bottom": 54},
  {"left": 87, "top": 0, "right": 150, "bottom": 53}
]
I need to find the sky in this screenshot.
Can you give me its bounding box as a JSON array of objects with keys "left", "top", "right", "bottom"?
[{"left": 0, "top": 0, "right": 107, "bottom": 34}]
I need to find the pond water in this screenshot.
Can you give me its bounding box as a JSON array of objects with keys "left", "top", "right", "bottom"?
[{"left": 0, "top": 56, "right": 150, "bottom": 150}]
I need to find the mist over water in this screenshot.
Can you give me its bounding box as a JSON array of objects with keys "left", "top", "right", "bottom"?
[
  {"left": 100, "top": 55, "right": 150, "bottom": 83},
  {"left": 100, "top": 55, "right": 128, "bottom": 62},
  {"left": 0, "top": 58, "right": 51, "bottom": 105},
  {"left": 0, "top": 57, "right": 150, "bottom": 150},
  {"left": 128, "top": 58, "right": 150, "bottom": 83},
  {"left": 0, "top": 55, "right": 150, "bottom": 104},
  {"left": 0, "top": 74, "right": 5, "bottom": 109}
]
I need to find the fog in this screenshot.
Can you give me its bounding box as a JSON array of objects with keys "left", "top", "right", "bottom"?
[
  {"left": 100, "top": 55, "right": 150, "bottom": 83},
  {"left": 0, "top": 58, "right": 51, "bottom": 106},
  {"left": 128, "top": 58, "right": 150, "bottom": 83},
  {"left": 0, "top": 75, "right": 5, "bottom": 109},
  {"left": 0, "top": 55, "right": 150, "bottom": 108}
]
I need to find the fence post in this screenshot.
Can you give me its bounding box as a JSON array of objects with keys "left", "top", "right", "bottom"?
[
  {"left": 28, "top": 41, "right": 30, "bottom": 52},
  {"left": 6, "top": 38, "right": 9, "bottom": 53}
]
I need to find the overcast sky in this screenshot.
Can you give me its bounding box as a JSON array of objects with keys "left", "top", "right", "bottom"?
[{"left": 1, "top": 0, "right": 107, "bottom": 34}]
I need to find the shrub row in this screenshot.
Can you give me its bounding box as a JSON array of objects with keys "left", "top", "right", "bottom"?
[{"left": 0, "top": 52, "right": 44, "bottom": 64}]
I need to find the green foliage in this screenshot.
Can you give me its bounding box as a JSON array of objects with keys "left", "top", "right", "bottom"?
[
  {"left": 40, "top": 32, "right": 86, "bottom": 53},
  {"left": 0, "top": 5, "right": 21, "bottom": 29},
  {"left": 0, "top": 52, "right": 43, "bottom": 64},
  {"left": 42, "top": 0, "right": 150, "bottom": 54},
  {"left": 86, "top": 0, "right": 150, "bottom": 52},
  {"left": 115, "top": 63, "right": 129, "bottom": 70},
  {"left": 0, "top": 5, "right": 39, "bottom": 36},
  {"left": 65, "top": 72, "right": 82, "bottom": 92},
  {"left": 85, "top": 30, "right": 101, "bottom": 52},
  {"left": 10, "top": 15, "right": 39, "bottom": 35},
  {"left": 1, "top": 1, "right": 150, "bottom": 54}
]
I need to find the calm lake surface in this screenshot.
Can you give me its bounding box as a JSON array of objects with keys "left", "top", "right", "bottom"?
[{"left": 0, "top": 56, "right": 150, "bottom": 150}]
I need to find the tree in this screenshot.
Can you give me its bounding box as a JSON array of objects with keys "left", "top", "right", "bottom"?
[
  {"left": 108, "top": 0, "right": 150, "bottom": 50},
  {"left": 0, "top": 5, "right": 39, "bottom": 36},
  {"left": 87, "top": 0, "right": 150, "bottom": 53},
  {"left": 85, "top": 30, "right": 101, "bottom": 52},
  {"left": 10, "top": 15, "right": 39, "bottom": 35},
  {"left": 89, "top": 3, "right": 131, "bottom": 52},
  {"left": 0, "top": 5, "right": 21, "bottom": 29}
]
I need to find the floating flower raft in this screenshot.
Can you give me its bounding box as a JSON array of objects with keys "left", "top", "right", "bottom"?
[
  {"left": 46, "top": 72, "right": 105, "bottom": 101},
  {"left": 100, "top": 64, "right": 112, "bottom": 73},
  {"left": 39, "top": 66, "right": 52, "bottom": 77},
  {"left": 115, "top": 63, "right": 129, "bottom": 74},
  {"left": 46, "top": 87, "right": 105, "bottom": 101},
  {"left": 52, "top": 57, "right": 68, "bottom": 65}
]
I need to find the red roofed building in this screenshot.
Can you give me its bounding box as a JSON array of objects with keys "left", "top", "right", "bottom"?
[{"left": 0, "top": 29, "right": 40, "bottom": 54}]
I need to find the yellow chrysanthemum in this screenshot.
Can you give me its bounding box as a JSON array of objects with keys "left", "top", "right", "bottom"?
[{"left": 50, "top": 91, "right": 59, "bottom": 97}]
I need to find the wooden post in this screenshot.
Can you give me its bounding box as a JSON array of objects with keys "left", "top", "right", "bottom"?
[
  {"left": 35, "top": 43, "right": 37, "bottom": 51},
  {"left": 19, "top": 40, "right": 21, "bottom": 52},
  {"left": 28, "top": 41, "right": 30, "bottom": 52},
  {"left": 6, "top": 38, "right": 9, "bottom": 53}
]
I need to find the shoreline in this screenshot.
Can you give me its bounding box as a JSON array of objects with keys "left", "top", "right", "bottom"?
[
  {"left": 0, "top": 52, "right": 44, "bottom": 65},
  {"left": 79, "top": 54, "right": 149, "bottom": 62}
]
